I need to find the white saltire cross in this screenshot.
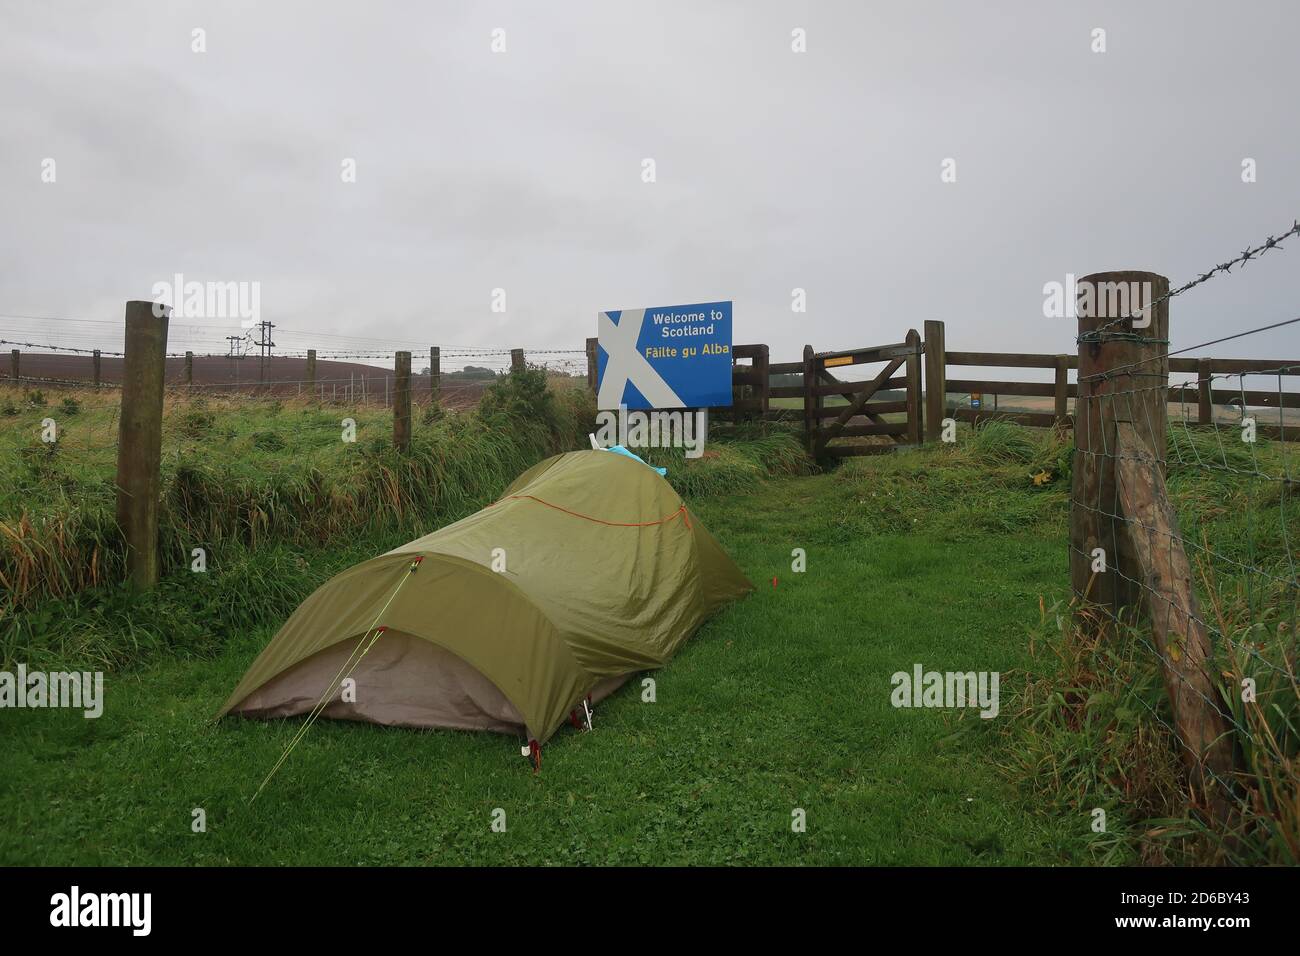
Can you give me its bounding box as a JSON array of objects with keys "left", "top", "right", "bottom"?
[{"left": 596, "top": 309, "right": 682, "bottom": 409}]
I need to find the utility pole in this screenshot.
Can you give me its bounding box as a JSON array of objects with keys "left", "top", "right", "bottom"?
[{"left": 255, "top": 320, "right": 276, "bottom": 385}]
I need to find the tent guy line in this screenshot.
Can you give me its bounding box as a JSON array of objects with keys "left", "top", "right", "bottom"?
[{"left": 249, "top": 556, "right": 424, "bottom": 804}]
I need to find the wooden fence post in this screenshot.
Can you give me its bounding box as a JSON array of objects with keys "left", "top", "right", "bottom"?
[
  {"left": 923, "top": 320, "right": 946, "bottom": 443},
  {"left": 430, "top": 346, "right": 440, "bottom": 404},
  {"left": 185, "top": 350, "right": 194, "bottom": 386},
  {"left": 905, "top": 328, "right": 923, "bottom": 445},
  {"left": 1112, "top": 421, "right": 1236, "bottom": 816},
  {"left": 1070, "top": 270, "right": 1169, "bottom": 611},
  {"left": 1197, "top": 357, "right": 1212, "bottom": 425},
  {"left": 1053, "top": 354, "right": 1070, "bottom": 428},
  {"left": 306, "top": 349, "right": 317, "bottom": 395},
  {"left": 9, "top": 349, "right": 18, "bottom": 382},
  {"left": 586, "top": 337, "right": 599, "bottom": 392},
  {"left": 511, "top": 348, "right": 525, "bottom": 373},
  {"left": 802, "top": 344, "right": 816, "bottom": 452},
  {"left": 733, "top": 355, "right": 743, "bottom": 426},
  {"left": 115, "top": 301, "right": 169, "bottom": 590},
  {"left": 756, "top": 344, "right": 770, "bottom": 419},
  {"left": 93, "top": 349, "right": 102, "bottom": 387},
  {"left": 393, "top": 351, "right": 411, "bottom": 451}
]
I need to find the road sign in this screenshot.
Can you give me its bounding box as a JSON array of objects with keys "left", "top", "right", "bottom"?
[
  {"left": 970, "top": 391, "right": 982, "bottom": 410},
  {"left": 596, "top": 301, "right": 732, "bottom": 410}
]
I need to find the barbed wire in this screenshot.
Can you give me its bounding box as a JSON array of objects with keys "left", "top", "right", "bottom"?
[
  {"left": 1, "top": 329, "right": 586, "bottom": 361},
  {"left": 0, "top": 338, "right": 125, "bottom": 356},
  {"left": 1061, "top": 219, "right": 1300, "bottom": 846},
  {"left": 1076, "top": 219, "right": 1300, "bottom": 346}
]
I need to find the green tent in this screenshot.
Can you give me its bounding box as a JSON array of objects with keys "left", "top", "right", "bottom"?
[{"left": 220, "top": 449, "right": 752, "bottom": 755}]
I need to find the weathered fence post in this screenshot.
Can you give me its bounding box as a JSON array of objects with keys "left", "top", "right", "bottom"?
[
  {"left": 393, "top": 351, "right": 411, "bottom": 451},
  {"left": 905, "top": 328, "right": 923, "bottom": 446},
  {"left": 1070, "top": 270, "right": 1169, "bottom": 612},
  {"left": 430, "top": 346, "right": 440, "bottom": 403},
  {"left": 756, "top": 344, "right": 770, "bottom": 419},
  {"left": 93, "top": 349, "right": 102, "bottom": 387},
  {"left": 185, "top": 350, "right": 194, "bottom": 385},
  {"left": 306, "top": 349, "right": 317, "bottom": 395},
  {"left": 586, "top": 337, "right": 599, "bottom": 392},
  {"left": 802, "top": 344, "right": 816, "bottom": 452},
  {"left": 733, "top": 355, "right": 743, "bottom": 426},
  {"left": 1197, "top": 357, "right": 1212, "bottom": 425},
  {"left": 9, "top": 349, "right": 18, "bottom": 382},
  {"left": 923, "top": 320, "right": 946, "bottom": 443},
  {"left": 511, "top": 348, "right": 525, "bottom": 373},
  {"left": 115, "top": 301, "right": 169, "bottom": 590},
  {"left": 1112, "top": 421, "right": 1236, "bottom": 816},
  {"left": 1072, "top": 271, "right": 1239, "bottom": 814},
  {"left": 1053, "top": 354, "right": 1070, "bottom": 428}
]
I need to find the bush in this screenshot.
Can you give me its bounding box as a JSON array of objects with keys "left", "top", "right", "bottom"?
[
  {"left": 59, "top": 397, "right": 82, "bottom": 417},
  {"left": 478, "top": 366, "right": 554, "bottom": 424}
]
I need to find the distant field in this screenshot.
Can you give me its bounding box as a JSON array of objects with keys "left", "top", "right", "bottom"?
[{"left": 3, "top": 352, "right": 513, "bottom": 408}]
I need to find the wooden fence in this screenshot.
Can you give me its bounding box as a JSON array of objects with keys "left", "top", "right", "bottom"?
[
  {"left": 596, "top": 319, "right": 1296, "bottom": 453},
  {"left": 586, "top": 333, "right": 926, "bottom": 458},
  {"left": 933, "top": 344, "right": 1299, "bottom": 440}
]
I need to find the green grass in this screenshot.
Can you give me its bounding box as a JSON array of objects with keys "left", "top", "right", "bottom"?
[
  {"left": 0, "top": 441, "right": 1088, "bottom": 865},
  {"left": 0, "top": 372, "right": 593, "bottom": 620},
  {"left": 1, "top": 406, "right": 1292, "bottom": 865}
]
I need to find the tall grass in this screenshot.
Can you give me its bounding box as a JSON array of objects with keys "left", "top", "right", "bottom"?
[
  {"left": 990, "top": 421, "right": 1299, "bottom": 864},
  {"left": 1, "top": 374, "right": 815, "bottom": 672},
  {"left": 0, "top": 370, "right": 593, "bottom": 627}
]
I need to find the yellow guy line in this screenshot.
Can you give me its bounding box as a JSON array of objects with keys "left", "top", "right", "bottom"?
[{"left": 250, "top": 556, "right": 424, "bottom": 803}]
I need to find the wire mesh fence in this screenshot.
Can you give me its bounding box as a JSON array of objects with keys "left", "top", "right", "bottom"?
[{"left": 1066, "top": 228, "right": 1299, "bottom": 856}]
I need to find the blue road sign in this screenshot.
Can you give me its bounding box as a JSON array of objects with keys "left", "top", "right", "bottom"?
[{"left": 596, "top": 301, "right": 732, "bottom": 410}]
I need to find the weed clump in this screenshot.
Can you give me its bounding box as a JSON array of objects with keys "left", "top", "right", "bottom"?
[
  {"left": 181, "top": 409, "right": 216, "bottom": 438},
  {"left": 251, "top": 430, "right": 287, "bottom": 452}
]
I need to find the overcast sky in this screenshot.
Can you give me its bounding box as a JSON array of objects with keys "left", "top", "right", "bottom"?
[{"left": 2, "top": 0, "right": 1297, "bottom": 371}]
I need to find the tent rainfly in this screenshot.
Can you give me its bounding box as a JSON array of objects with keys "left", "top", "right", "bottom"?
[{"left": 219, "top": 449, "right": 753, "bottom": 767}]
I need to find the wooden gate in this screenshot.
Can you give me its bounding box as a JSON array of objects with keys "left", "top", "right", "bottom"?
[
  {"left": 715, "top": 332, "right": 923, "bottom": 457},
  {"left": 802, "top": 330, "right": 923, "bottom": 457}
]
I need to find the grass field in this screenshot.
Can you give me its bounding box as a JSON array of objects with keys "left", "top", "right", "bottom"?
[
  {"left": 1, "top": 376, "right": 1295, "bottom": 865},
  {"left": 0, "top": 457, "right": 1085, "bottom": 865}
]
